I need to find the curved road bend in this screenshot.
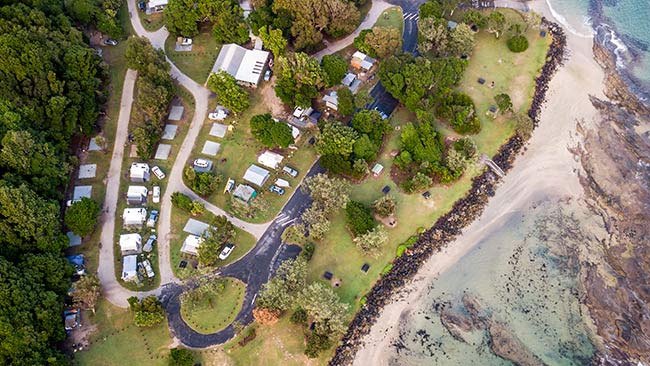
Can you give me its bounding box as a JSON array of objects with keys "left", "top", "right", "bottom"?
[{"left": 162, "top": 163, "right": 325, "bottom": 347}]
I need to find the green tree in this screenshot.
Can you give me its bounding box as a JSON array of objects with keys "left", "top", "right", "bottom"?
[
  {"left": 298, "top": 282, "right": 349, "bottom": 336},
  {"left": 494, "top": 93, "right": 513, "bottom": 113},
  {"left": 487, "top": 11, "right": 507, "bottom": 38},
  {"left": 275, "top": 53, "right": 325, "bottom": 107},
  {"left": 164, "top": 0, "right": 200, "bottom": 36},
  {"left": 65, "top": 197, "right": 101, "bottom": 237},
  {"left": 250, "top": 114, "right": 294, "bottom": 148},
  {"left": 507, "top": 35, "right": 529, "bottom": 52},
  {"left": 257, "top": 257, "right": 307, "bottom": 311},
  {"left": 169, "top": 348, "right": 195, "bottom": 366},
  {"left": 453, "top": 137, "right": 478, "bottom": 160},
  {"left": 354, "top": 29, "right": 374, "bottom": 56},
  {"left": 373, "top": 195, "right": 396, "bottom": 217},
  {"left": 419, "top": 0, "right": 442, "bottom": 19},
  {"left": 418, "top": 17, "right": 448, "bottom": 55},
  {"left": 352, "top": 134, "right": 378, "bottom": 162},
  {"left": 353, "top": 226, "right": 388, "bottom": 256},
  {"left": 354, "top": 89, "right": 373, "bottom": 109},
  {"left": 72, "top": 274, "right": 101, "bottom": 314},
  {"left": 259, "top": 26, "right": 287, "bottom": 57},
  {"left": 316, "top": 122, "right": 358, "bottom": 157},
  {"left": 448, "top": 23, "right": 475, "bottom": 57},
  {"left": 198, "top": 215, "right": 236, "bottom": 267},
  {"left": 130, "top": 296, "right": 166, "bottom": 327},
  {"left": 301, "top": 204, "right": 331, "bottom": 240},
  {"left": 321, "top": 54, "right": 348, "bottom": 87},
  {"left": 207, "top": 71, "right": 250, "bottom": 113},
  {"left": 302, "top": 174, "right": 350, "bottom": 214},
  {"left": 345, "top": 201, "right": 375, "bottom": 236},
  {"left": 211, "top": 0, "right": 249, "bottom": 44},
  {"left": 463, "top": 9, "right": 486, "bottom": 28},
  {"left": 365, "top": 27, "right": 402, "bottom": 58},
  {"left": 337, "top": 87, "right": 355, "bottom": 116},
  {"left": 171, "top": 192, "right": 193, "bottom": 212},
  {"left": 351, "top": 110, "right": 388, "bottom": 144}
]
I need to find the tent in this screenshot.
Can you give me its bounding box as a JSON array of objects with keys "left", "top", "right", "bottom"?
[
  {"left": 233, "top": 184, "right": 257, "bottom": 203},
  {"left": 121, "top": 255, "right": 138, "bottom": 281},
  {"left": 243, "top": 164, "right": 270, "bottom": 187},
  {"left": 180, "top": 235, "right": 204, "bottom": 256},
  {"left": 123, "top": 208, "right": 147, "bottom": 226},
  {"left": 119, "top": 233, "right": 142, "bottom": 253},
  {"left": 257, "top": 151, "right": 284, "bottom": 169}
]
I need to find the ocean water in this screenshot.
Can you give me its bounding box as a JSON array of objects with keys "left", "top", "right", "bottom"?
[
  {"left": 389, "top": 201, "right": 599, "bottom": 365},
  {"left": 546, "top": 0, "right": 650, "bottom": 100}
]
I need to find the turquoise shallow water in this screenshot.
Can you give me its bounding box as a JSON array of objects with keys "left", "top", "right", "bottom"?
[
  {"left": 546, "top": 0, "right": 650, "bottom": 99},
  {"left": 389, "top": 201, "right": 597, "bottom": 365}
]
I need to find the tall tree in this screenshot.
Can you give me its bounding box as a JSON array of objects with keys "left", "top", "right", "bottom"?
[
  {"left": 315, "top": 122, "right": 358, "bottom": 157},
  {"left": 448, "top": 23, "right": 475, "bottom": 57},
  {"left": 298, "top": 282, "right": 349, "bottom": 336},
  {"left": 365, "top": 27, "right": 402, "bottom": 58},
  {"left": 418, "top": 17, "right": 448, "bottom": 55},
  {"left": 207, "top": 71, "right": 250, "bottom": 113},
  {"left": 250, "top": 114, "right": 294, "bottom": 148},
  {"left": 487, "top": 11, "right": 507, "bottom": 38},
  {"left": 301, "top": 173, "right": 350, "bottom": 213},
  {"left": 274, "top": 53, "right": 325, "bottom": 107},
  {"left": 65, "top": 197, "right": 101, "bottom": 237},
  {"left": 321, "top": 54, "right": 348, "bottom": 87},
  {"left": 258, "top": 26, "right": 287, "bottom": 57}
]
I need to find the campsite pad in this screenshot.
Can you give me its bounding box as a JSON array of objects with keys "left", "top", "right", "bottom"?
[
  {"left": 174, "top": 44, "right": 193, "bottom": 52},
  {"left": 88, "top": 137, "right": 102, "bottom": 151},
  {"left": 209, "top": 123, "right": 228, "bottom": 138},
  {"left": 154, "top": 144, "right": 172, "bottom": 160},
  {"left": 162, "top": 124, "right": 178, "bottom": 140},
  {"left": 168, "top": 105, "right": 184, "bottom": 121},
  {"left": 67, "top": 232, "right": 82, "bottom": 247},
  {"left": 183, "top": 218, "right": 210, "bottom": 236},
  {"left": 73, "top": 185, "right": 92, "bottom": 201},
  {"left": 201, "top": 141, "right": 221, "bottom": 156},
  {"left": 78, "top": 164, "right": 97, "bottom": 179}
]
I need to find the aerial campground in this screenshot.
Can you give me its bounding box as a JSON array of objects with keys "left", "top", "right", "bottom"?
[{"left": 1, "top": 0, "right": 648, "bottom": 365}]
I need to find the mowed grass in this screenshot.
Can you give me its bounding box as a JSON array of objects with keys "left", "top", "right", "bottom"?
[
  {"left": 164, "top": 24, "right": 221, "bottom": 85},
  {"left": 187, "top": 89, "right": 318, "bottom": 223},
  {"left": 140, "top": 11, "right": 165, "bottom": 32},
  {"left": 373, "top": 6, "right": 404, "bottom": 33},
  {"left": 214, "top": 318, "right": 329, "bottom": 366},
  {"left": 75, "top": 300, "right": 171, "bottom": 366},
  {"left": 181, "top": 278, "right": 246, "bottom": 334},
  {"left": 113, "top": 85, "right": 194, "bottom": 291},
  {"left": 169, "top": 206, "right": 257, "bottom": 279}
]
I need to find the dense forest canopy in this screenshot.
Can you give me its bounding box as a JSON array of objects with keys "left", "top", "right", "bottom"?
[{"left": 0, "top": 0, "right": 108, "bottom": 364}]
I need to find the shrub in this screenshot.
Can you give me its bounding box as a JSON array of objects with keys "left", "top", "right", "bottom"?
[
  {"left": 130, "top": 296, "right": 165, "bottom": 327},
  {"left": 304, "top": 332, "right": 332, "bottom": 358},
  {"left": 301, "top": 242, "right": 315, "bottom": 261},
  {"left": 171, "top": 192, "right": 193, "bottom": 211},
  {"left": 373, "top": 195, "right": 396, "bottom": 217},
  {"left": 169, "top": 348, "right": 194, "bottom": 366},
  {"left": 507, "top": 35, "right": 529, "bottom": 52},
  {"left": 65, "top": 197, "right": 100, "bottom": 236},
  {"left": 396, "top": 244, "right": 408, "bottom": 257},
  {"left": 290, "top": 308, "right": 307, "bottom": 324},
  {"left": 345, "top": 201, "right": 375, "bottom": 236}
]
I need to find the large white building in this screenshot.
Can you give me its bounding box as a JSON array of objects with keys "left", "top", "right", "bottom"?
[{"left": 212, "top": 44, "right": 270, "bottom": 87}]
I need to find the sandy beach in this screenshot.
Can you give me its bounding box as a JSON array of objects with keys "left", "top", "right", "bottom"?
[{"left": 352, "top": 1, "right": 608, "bottom": 364}]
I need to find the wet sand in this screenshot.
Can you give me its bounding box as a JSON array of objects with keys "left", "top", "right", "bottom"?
[{"left": 353, "top": 1, "right": 608, "bottom": 364}]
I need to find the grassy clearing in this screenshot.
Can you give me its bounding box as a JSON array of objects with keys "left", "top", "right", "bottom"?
[
  {"left": 164, "top": 24, "right": 221, "bottom": 85},
  {"left": 68, "top": 2, "right": 134, "bottom": 273},
  {"left": 186, "top": 89, "right": 318, "bottom": 223},
  {"left": 113, "top": 85, "right": 194, "bottom": 291},
  {"left": 140, "top": 11, "right": 165, "bottom": 32},
  {"left": 181, "top": 278, "right": 246, "bottom": 334},
  {"left": 75, "top": 300, "right": 171, "bottom": 366},
  {"left": 373, "top": 7, "right": 404, "bottom": 33},
  {"left": 169, "top": 206, "right": 257, "bottom": 279}
]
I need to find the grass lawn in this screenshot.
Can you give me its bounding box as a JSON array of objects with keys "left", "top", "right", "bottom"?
[
  {"left": 181, "top": 278, "right": 246, "bottom": 334},
  {"left": 140, "top": 11, "right": 165, "bottom": 32},
  {"left": 186, "top": 89, "right": 318, "bottom": 223},
  {"left": 373, "top": 7, "right": 404, "bottom": 33},
  {"left": 164, "top": 24, "right": 221, "bottom": 85},
  {"left": 213, "top": 318, "right": 329, "bottom": 366},
  {"left": 75, "top": 300, "right": 171, "bottom": 366},
  {"left": 67, "top": 1, "right": 134, "bottom": 273},
  {"left": 169, "top": 206, "right": 257, "bottom": 279},
  {"left": 113, "top": 84, "right": 194, "bottom": 291}
]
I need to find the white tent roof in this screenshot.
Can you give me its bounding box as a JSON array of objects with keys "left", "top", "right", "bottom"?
[
  {"left": 123, "top": 208, "right": 147, "bottom": 223},
  {"left": 275, "top": 178, "right": 290, "bottom": 188},
  {"left": 130, "top": 163, "right": 150, "bottom": 178},
  {"left": 233, "top": 184, "right": 256, "bottom": 202},
  {"left": 257, "top": 151, "right": 284, "bottom": 169},
  {"left": 181, "top": 235, "right": 203, "bottom": 256},
  {"left": 243, "top": 164, "right": 270, "bottom": 186},
  {"left": 121, "top": 255, "right": 138, "bottom": 281},
  {"left": 147, "top": 0, "right": 168, "bottom": 7},
  {"left": 288, "top": 124, "right": 300, "bottom": 139},
  {"left": 127, "top": 186, "right": 148, "bottom": 198},
  {"left": 371, "top": 163, "right": 384, "bottom": 175},
  {"left": 119, "top": 233, "right": 142, "bottom": 252},
  {"left": 213, "top": 44, "right": 270, "bottom": 85}
]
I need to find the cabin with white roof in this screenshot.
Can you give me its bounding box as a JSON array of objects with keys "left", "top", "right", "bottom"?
[{"left": 212, "top": 44, "right": 270, "bottom": 87}]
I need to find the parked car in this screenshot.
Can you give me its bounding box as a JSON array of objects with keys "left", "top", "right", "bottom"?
[
  {"left": 264, "top": 70, "right": 271, "bottom": 81},
  {"left": 146, "top": 210, "right": 159, "bottom": 228},
  {"left": 66, "top": 199, "right": 80, "bottom": 207},
  {"left": 152, "top": 166, "right": 165, "bottom": 180},
  {"left": 152, "top": 186, "right": 160, "bottom": 203},
  {"left": 103, "top": 39, "right": 118, "bottom": 46},
  {"left": 181, "top": 38, "right": 193, "bottom": 46},
  {"left": 292, "top": 106, "right": 305, "bottom": 118},
  {"left": 282, "top": 165, "right": 299, "bottom": 178},
  {"left": 193, "top": 159, "right": 210, "bottom": 168},
  {"left": 143, "top": 234, "right": 156, "bottom": 252},
  {"left": 138, "top": 1, "right": 146, "bottom": 11},
  {"left": 269, "top": 185, "right": 285, "bottom": 195},
  {"left": 219, "top": 243, "right": 235, "bottom": 260},
  {"left": 139, "top": 260, "right": 155, "bottom": 278},
  {"left": 208, "top": 107, "right": 228, "bottom": 120}
]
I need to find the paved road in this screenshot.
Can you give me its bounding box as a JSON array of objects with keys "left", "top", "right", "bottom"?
[{"left": 162, "top": 163, "right": 325, "bottom": 347}]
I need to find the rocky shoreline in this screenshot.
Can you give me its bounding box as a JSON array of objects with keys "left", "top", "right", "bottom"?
[{"left": 328, "top": 20, "right": 568, "bottom": 366}]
